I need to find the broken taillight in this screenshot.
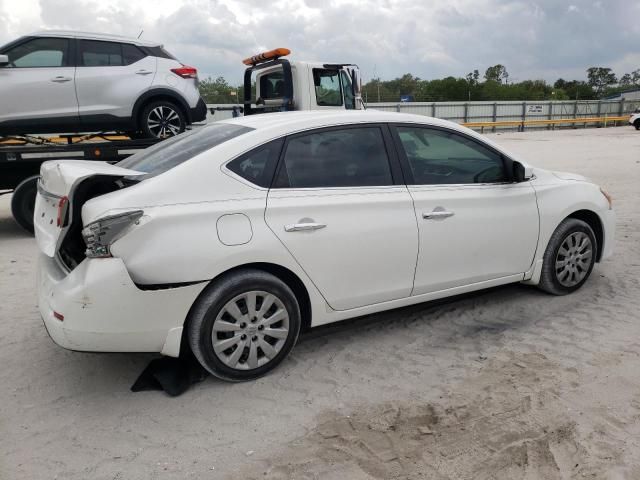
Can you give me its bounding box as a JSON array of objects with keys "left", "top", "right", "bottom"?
[
  {"left": 56, "top": 196, "right": 69, "bottom": 227},
  {"left": 82, "top": 210, "right": 144, "bottom": 258}
]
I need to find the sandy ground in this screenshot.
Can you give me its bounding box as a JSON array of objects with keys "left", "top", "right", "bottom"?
[{"left": 1, "top": 126, "right": 639, "bottom": 479}]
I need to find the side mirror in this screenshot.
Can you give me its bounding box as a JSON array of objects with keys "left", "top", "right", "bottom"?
[
  {"left": 0, "top": 54, "right": 9, "bottom": 67},
  {"left": 513, "top": 161, "right": 533, "bottom": 182}
]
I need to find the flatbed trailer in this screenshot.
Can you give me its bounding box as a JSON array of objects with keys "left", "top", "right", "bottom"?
[{"left": 0, "top": 134, "right": 160, "bottom": 232}]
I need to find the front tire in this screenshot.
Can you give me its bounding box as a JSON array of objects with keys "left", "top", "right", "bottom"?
[
  {"left": 140, "top": 100, "right": 186, "bottom": 139},
  {"left": 538, "top": 218, "right": 597, "bottom": 295},
  {"left": 634, "top": 119, "right": 640, "bottom": 130},
  {"left": 11, "top": 175, "right": 38, "bottom": 234},
  {"left": 187, "top": 270, "right": 301, "bottom": 381}
]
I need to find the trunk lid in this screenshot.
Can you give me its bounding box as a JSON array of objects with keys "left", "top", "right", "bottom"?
[{"left": 35, "top": 160, "right": 143, "bottom": 258}]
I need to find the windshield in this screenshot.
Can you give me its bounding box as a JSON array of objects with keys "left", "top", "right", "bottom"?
[{"left": 118, "top": 123, "right": 253, "bottom": 177}]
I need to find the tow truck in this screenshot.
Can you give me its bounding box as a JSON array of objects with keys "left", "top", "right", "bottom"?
[{"left": 0, "top": 47, "right": 363, "bottom": 233}]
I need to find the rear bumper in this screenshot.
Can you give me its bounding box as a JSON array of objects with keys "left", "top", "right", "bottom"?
[
  {"left": 37, "top": 254, "right": 206, "bottom": 357},
  {"left": 190, "top": 98, "right": 207, "bottom": 123}
]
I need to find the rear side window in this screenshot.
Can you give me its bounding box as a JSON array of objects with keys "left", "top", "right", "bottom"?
[
  {"left": 147, "top": 46, "right": 177, "bottom": 60},
  {"left": 259, "top": 71, "right": 285, "bottom": 100},
  {"left": 4, "top": 37, "right": 70, "bottom": 67},
  {"left": 79, "top": 40, "right": 123, "bottom": 66},
  {"left": 122, "top": 44, "right": 146, "bottom": 64},
  {"left": 273, "top": 127, "right": 393, "bottom": 188},
  {"left": 117, "top": 123, "right": 253, "bottom": 178},
  {"left": 227, "top": 139, "right": 284, "bottom": 187}
]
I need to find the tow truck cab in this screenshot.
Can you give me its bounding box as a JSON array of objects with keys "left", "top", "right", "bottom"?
[{"left": 242, "top": 48, "right": 364, "bottom": 115}]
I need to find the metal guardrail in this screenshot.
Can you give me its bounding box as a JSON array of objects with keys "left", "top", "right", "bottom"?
[{"left": 462, "top": 115, "right": 630, "bottom": 133}]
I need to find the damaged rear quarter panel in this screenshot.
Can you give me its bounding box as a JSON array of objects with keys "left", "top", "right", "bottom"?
[{"left": 107, "top": 196, "right": 308, "bottom": 287}]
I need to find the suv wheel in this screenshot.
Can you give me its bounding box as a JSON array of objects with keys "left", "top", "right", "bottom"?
[
  {"left": 187, "top": 270, "right": 301, "bottom": 381},
  {"left": 634, "top": 119, "right": 640, "bottom": 130},
  {"left": 140, "top": 100, "right": 186, "bottom": 139}
]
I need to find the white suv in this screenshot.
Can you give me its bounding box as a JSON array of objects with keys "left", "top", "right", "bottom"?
[
  {"left": 629, "top": 108, "right": 640, "bottom": 130},
  {"left": 0, "top": 31, "right": 207, "bottom": 138}
]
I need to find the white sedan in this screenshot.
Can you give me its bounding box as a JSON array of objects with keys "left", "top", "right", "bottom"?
[{"left": 35, "top": 110, "right": 615, "bottom": 381}]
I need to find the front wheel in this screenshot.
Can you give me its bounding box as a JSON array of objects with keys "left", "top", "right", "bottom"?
[
  {"left": 187, "top": 270, "right": 301, "bottom": 381},
  {"left": 634, "top": 119, "right": 640, "bottom": 130},
  {"left": 140, "top": 100, "right": 186, "bottom": 139},
  {"left": 538, "top": 218, "right": 597, "bottom": 295}
]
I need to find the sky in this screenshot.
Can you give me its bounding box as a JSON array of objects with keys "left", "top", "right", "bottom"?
[{"left": 1, "top": 0, "right": 638, "bottom": 85}]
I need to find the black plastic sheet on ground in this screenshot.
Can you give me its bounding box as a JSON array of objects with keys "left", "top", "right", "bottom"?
[{"left": 131, "top": 350, "right": 208, "bottom": 396}]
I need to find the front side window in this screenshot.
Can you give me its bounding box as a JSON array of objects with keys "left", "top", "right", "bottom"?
[
  {"left": 274, "top": 127, "right": 393, "bottom": 188},
  {"left": 313, "top": 69, "right": 342, "bottom": 107},
  {"left": 341, "top": 70, "right": 355, "bottom": 110},
  {"left": 118, "top": 123, "right": 254, "bottom": 178},
  {"left": 79, "top": 40, "right": 123, "bottom": 66},
  {"left": 396, "top": 126, "right": 507, "bottom": 185},
  {"left": 227, "top": 139, "right": 284, "bottom": 187},
  {"left": 4, "top": 37, "right": 69, "bottom": 67}
]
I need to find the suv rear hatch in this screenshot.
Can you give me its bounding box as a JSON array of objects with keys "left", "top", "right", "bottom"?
[{"left": 35, "top": 160, "right": 143, "bottom": 266}]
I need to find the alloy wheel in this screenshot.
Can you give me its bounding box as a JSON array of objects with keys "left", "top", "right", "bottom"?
[{"left": 146, "top": 106, "right": 182, "bottom": 138}]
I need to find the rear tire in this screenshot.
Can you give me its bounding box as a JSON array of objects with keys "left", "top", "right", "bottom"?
[
  {"left": 139, "top": 100, "right": 186, "bottom": 139},
  {"left": 11, "top": 175, "right": 38, "bottom": 234},
  {"left": 187, "top": 269, "right": 301, "bottom": 381},
  {"left": 538, "top": 218, "right": 597, "bottom": 295}
]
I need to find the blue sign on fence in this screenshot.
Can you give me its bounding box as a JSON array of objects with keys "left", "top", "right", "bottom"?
[{"left": 400, "top": 95, "right": 414, "bottom": 102}]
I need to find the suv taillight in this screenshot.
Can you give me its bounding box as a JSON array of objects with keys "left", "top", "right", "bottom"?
[{"left": 171, "top": 65, "right": 198, "bottom": 79}]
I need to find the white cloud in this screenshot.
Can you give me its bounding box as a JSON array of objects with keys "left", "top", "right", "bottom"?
[{"left": 0, "top": 0, "right": 638, "bottom": 83}]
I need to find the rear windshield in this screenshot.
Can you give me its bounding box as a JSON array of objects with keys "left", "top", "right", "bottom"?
[{"left": 118, "top": 123, "right": 253, "bottom": 177}]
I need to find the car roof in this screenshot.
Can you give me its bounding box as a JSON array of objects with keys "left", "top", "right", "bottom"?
[
  {"left": 217, "top": 110, "right": 518, "bottom": 161},
  {"left": 28, "top": 30, "right": 160, "bottom": 47},
  {"left": 220, "top": 110, "right": 470, "bottom": 135}
]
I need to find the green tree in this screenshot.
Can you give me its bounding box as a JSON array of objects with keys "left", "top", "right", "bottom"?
[
  {"left": 484, "top": 64, "right": 509, "bottom": 84},
  {"left": 619, "top": 73, "right": 632, "bottom": 86},
  {"left": 586, "top": 67, "right": 618, "bottom": 97},
  {"left": 199, "top": 76, "right": 239, "bottom": 104},
  {"left": 619, "top": 69, "right": 640, "bottom": 87},
  {"left": 554, "top": 79, "right": 594, "bottom": 100}
]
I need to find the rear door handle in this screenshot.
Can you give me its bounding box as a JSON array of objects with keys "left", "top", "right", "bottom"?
[
  {"left": 284, "top": 222, "right": 326, "bottom": 232},
  {"left": 50, "top": 76, "right": 71, "bottom": 83},
  {"left": 135, "top": 69, "right": 153, "bottom": 75},
  {"left": 423, "top": 211, "right": 455, "bottom": 219}
]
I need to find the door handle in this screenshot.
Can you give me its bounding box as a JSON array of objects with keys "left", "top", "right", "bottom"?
[
  {"left": 284, "top": 222, "right": 327, "bottom": 232},
  {"left": 135, "top": 70, "right": 153, "bottom": 75},
  {"left": 50, "top": 76, "right": 71, "bottom": 83},
  {"left": 423, "top": 211, "right": 455, "bottom": 219}
]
